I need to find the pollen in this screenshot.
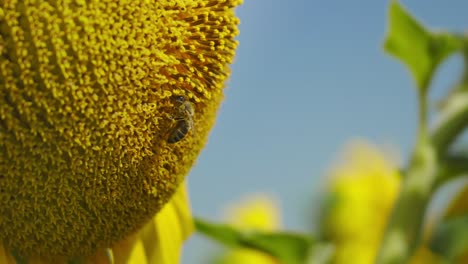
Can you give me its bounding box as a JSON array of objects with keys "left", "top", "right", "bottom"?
[{"left": 0, "top": 0, "right": 241, "bottom": 259}]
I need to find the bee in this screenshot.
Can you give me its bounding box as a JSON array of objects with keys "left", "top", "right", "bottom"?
[{"left": 167, "top": 95, "right": 195, "bottom": 144}]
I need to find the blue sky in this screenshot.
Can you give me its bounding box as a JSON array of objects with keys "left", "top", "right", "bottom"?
[{"left": 182, "top": 1, "right": 468, "bottom": 263}]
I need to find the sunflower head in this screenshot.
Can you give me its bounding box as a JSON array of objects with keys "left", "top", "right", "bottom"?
[{"left": 0, "top": 0, "right": 241, "bottom": 259}]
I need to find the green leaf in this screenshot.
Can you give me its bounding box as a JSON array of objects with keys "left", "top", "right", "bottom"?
[
  {"left": 195, "top": 218, "right": 315, "bottom": 264},
  {"left": 384, "top": 0, "right": 462, "bottom": 92},
  {"left": 431, "top": 41, "right": 468, "bottom": 155},
  {"left": 432, "top": 89, "right": 468, "bottom": 154},
  {"left": 429, "top": 214, "right": 468, "bottom": 261},
  {"left": 436, "top": 153, "right": 468, "bottom": 187}
]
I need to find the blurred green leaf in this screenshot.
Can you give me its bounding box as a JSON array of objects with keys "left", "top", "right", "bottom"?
[
  {"left": 306, "top": 243, "right": 334, "bottom": 264},
  {"left": 432, "top": 89, "right": 468, "bottom": 155},
  {"left": 431, "top": 41, "right": 468, "bottom": 156},
  {"left": 195, "top": 218, "right": 316, "bottom": 264},
  {"left": 437, "top": 47, "right": 468, "bottom": 112},
  {"left": 384, "top": 0, "right": 462, "bottom": 92},
  {"left": 436, "top": 153, "right": 468, "bottom": 187},
  {"left": 429, "top": 214, "right": 468, "bottom": 261}
]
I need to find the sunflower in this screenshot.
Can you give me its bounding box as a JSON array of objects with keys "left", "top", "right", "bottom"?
[{"left": 0, "top": 0, "right": 241, "bottom": 262}]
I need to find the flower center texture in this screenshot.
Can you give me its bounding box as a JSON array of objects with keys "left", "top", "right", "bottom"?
[{"left": 0, "top": 0, "right": 241, "bottom": 258}]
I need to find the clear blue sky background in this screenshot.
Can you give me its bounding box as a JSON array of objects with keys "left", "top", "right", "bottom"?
[{"left": 182, "top": 1, "right": 468, "bottom": 263}]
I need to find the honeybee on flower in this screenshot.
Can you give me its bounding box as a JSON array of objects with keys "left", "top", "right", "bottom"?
[{"left": 167, "top": 95, "right": 196, "bottom": 144}]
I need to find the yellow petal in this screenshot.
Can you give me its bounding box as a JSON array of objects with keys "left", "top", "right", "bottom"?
[
  {"left": 84, "top": 249, "right": 113, "bottom": 264},
  {"left": 111, "top": 232, "right": 140, "bottom": 264},
  {"left": 125, "top": 240, "right": 148, "bottom": 264},
  {"left": 0, "top": 244, "right": 15, "bottom": 264},
  {"left": 113, "top": 182, "right": 193, "bottom": 264},
  {"left": 333, "top": 242, "right": 376, "bottom": 264}
]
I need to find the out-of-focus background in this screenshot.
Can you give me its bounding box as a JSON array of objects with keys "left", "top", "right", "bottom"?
[{"left": 182, "top": 1, "right": 468, "bottom": 263}]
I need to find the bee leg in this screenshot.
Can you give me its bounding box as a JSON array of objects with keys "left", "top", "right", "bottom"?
[
  {"left": 173, "top": 116, "right": 185, "bottom": 121},
  {"left": 167, "top": 113, "right": 183, "bottom": 121},
  {"left": 189, "top": 119, "right": 196, "bottom": 137},
  {"left": 165, "top": 112, "right": 175, "bottom": 121}
]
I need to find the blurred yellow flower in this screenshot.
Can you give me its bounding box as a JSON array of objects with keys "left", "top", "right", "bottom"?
[
  {"left": 0, "top": 0, "right": 241, "bottom": 261},
  {"left": 321, "top": 140, "right": 401, "bottom": 264},
  {"left": 225, "top": 194, "right": 281, "bottom": 232},
  {"left": 211, "top": 194, "right": 280, "bottom": 264}
]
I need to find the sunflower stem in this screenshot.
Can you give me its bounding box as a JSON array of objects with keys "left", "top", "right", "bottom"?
[
  {"left": 376, "top": 39, "right": 468, "bottom": 263},
  {"left": 375, "top": 85, "right": 437, "bottom": 263},
  {"left": 377, "top": 91, "right": 468, "bottom": 264}
]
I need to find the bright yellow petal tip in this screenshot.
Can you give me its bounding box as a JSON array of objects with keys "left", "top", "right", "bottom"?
[{"left": 0, "top": 0, "right": 241, "bottom": 259}]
